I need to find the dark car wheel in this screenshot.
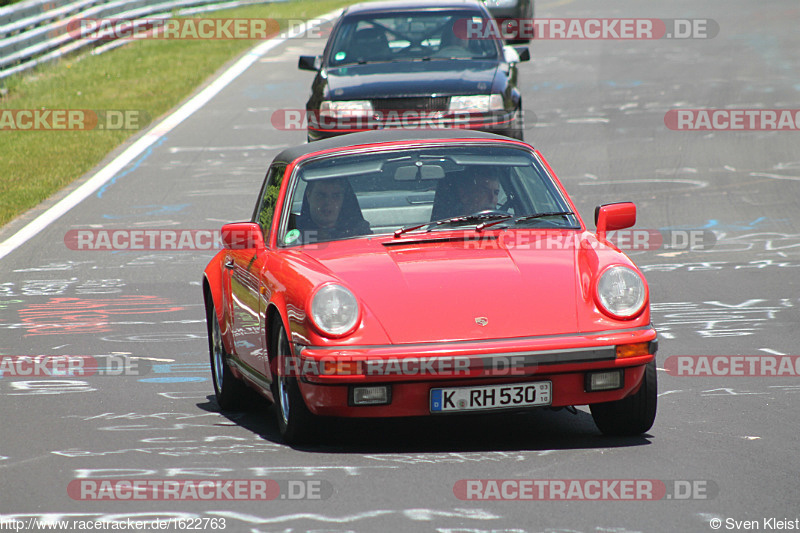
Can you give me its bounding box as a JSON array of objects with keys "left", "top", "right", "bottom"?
[
  {"left": 590, "top": 360, "right": 657, "bottom": 436},
  {"left": 208, "top": 302, "right": 248, "bottom": 411},
  {"left": 271, "top": 318, "right": 318, "bottom": 444},
  {"left": 505, "top": 127, "right": 524, "bottom": 141},
  {"left": 503, "top": 106, "right": 524, "bottom": 141}
]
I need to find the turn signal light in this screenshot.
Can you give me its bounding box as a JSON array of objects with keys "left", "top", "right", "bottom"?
[{"left": 616, "top": 342, "right": 650, "bottom": 358}]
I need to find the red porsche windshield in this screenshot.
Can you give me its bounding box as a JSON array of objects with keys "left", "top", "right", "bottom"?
[{"left": 280, "top": 143, "right": 580, "bottom": 247}]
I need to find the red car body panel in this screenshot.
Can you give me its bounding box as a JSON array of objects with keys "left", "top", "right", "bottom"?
[{"left": 203, "top": 132, "right": 657, "bottom": 421}]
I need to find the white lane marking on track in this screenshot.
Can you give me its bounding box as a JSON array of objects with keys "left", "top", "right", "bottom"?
[
  {"left": 566, "top": 117, "right": 609, "bottom": 124},
  {"left": 751, "top": 172, "right": 800, "bottom": 182},
  {"left": 207, "top": 508, "right": 500, "bottom": 524},
  {"left": 168, "top": 144, "right": 286, "bottom": 153},
  {"left": 578, "top": 178, "right": 708, "bottom": 189},
  {"left": 0, "top": 11, "right": 342, "bottom": 263}
]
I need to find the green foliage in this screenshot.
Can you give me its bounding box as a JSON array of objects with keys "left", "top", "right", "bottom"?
[{"left": 0, "top": 0, "right": 349, "bottom": 228}]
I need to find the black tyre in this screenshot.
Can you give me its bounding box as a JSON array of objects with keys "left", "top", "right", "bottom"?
[
  {"left": 270, "top": 318, "right": 318, "bottom": 444},
  {"left": 208, "top": 302, "right": 248, "bottom": 410},
  {"left": 506, "top": 128, "right": 524, "bottom": 141},
  {"left": 504, "top": 108, "right": 525, "bottom": 141},
  {"left": 590, "top": 360, "right": 657, "bottom": 436}
]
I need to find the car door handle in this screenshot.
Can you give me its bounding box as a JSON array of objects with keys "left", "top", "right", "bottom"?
[{"left": 224, "top": 259, "right": 235, "bottom": 270}]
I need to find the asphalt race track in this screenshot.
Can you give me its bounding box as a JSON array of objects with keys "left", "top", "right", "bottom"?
[{"left": 1, "top": 0, "right": 799, "bottom": 531}]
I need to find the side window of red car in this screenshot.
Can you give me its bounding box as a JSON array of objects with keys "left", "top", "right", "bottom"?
[{"left": 254, "top": 164, "right": 286, "bottom": 242}]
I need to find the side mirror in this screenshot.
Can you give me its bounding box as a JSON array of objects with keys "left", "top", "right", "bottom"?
[
  {"left": 512, "top": 46, "right": 530, "bottom": 62},
  {"left": 298, "top": 55, "right": 321, "bottom": 71},
  {"left": 221, "top": 222, "right": 265, "bottom": 251},
  {"left": 595, "top": 202, "right": 636, "bottom": 239}
]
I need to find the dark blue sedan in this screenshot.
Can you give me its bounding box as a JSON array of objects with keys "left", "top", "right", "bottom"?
[{"left": 298, "top": 0, "right": 530, "bottom": 141}]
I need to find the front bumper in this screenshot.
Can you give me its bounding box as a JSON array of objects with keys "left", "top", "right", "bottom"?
[
  {"left": 307, "top": 109, "right": 521, "bottom": 141},
  {"left": 292, "top": 328, "right": 657, "bottom": 417}
]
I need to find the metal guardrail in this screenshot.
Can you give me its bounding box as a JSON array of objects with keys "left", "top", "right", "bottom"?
[{"left": 0, "top": 0, "right": 283, "bottom": 80}]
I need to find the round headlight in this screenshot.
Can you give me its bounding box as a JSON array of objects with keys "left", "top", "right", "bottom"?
[
  {"left": 596, "top": 266, "right": 646, "bottom": 319},
  {"left": 310, "top": 284, "right": 360, "bottom": 336}
]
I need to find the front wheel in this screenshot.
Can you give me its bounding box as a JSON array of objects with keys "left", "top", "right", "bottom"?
[
  {"left": 503, "top": 106, "right": 525, "bottom": 141},
  {"left": 504, "top": 127, "right": 524, "bottom": 141},
  {"left": 270, "top": 318, "right": 319, "bottom": 444},
  {"left": 208, "top": 302, "right": 248, "bottom": 410},
  {"left": 590, "top": 361, "right": 657, "bottom": 436}
]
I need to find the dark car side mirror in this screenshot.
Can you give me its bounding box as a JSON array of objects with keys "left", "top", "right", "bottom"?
[
  {"left": 298, "top": 55, "right": 321, "bottom": 71},
  {"left": 595, "top": 202, "right": 636, "bottom": 240},
  {"left": 221, "top": 222, "right": 266, "bottom": 251},
  {"left": 512, "top": 46, "right": 530, "bottom": 62}
]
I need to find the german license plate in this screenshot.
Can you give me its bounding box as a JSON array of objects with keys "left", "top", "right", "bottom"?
[{"left": 430, "top": 382, "right": 551, "bottom": 412}]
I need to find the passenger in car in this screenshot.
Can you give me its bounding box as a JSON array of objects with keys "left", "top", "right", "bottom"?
[
  {"left": 349, "top": 27, "right": 392, "bottom": 63},
  {"left": 435, "top": 18, "right": 475, "bottom": 58},
  {"left": 294, "top": 178, "right": 372, "bottom": 243}
]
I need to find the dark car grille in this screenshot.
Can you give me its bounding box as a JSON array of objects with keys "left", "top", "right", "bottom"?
[{"left": 371, "top": 97, "right": 451, "bottom": 112}]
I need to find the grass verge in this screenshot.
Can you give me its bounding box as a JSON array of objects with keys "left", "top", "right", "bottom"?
[{"left": 0, "top": 0, "right": 350, "bottom": 229}]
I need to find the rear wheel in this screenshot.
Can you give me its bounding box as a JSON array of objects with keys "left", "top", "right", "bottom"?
[
  {"left": 208, "top": 302, "right": 247, "bottom": 410},
  {"left": 271, "top": 318, "right": 318, "bottom": 444},
  {"left": 590, "top": 361, "right": 657, "bottom": 436}
]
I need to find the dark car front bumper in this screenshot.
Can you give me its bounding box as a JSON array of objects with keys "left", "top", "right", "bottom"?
[{"left": 307, "top": 108, "right": 523, "bottom": 142}]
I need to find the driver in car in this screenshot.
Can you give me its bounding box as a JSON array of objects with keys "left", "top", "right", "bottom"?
[{"left": 455, "top": 174, "right": 501, "bottom": 214}]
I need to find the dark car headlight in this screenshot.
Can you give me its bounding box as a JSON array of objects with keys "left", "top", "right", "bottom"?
[
  {"left": 485, "top": 0, "right": 520, "bottom": 8},
  {"left": 320, "top": 100, "right": 373, "bottom": 118},
  {"left": 310, "top": 283, "right": 361, "bottom": 336},
  {"left": 595, "top": 266, "right": 647, "bottom": 319},
  {"left": 449, "top": 94, "right": 504, "bottom": 113}
]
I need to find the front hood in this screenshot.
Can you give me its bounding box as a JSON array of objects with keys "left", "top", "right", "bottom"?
[
  {"left": 302, "top": 235, "right": 580, "bottom": 344},
  {"left": 324, "top": 61, "right": 500, "bottom": 100}
]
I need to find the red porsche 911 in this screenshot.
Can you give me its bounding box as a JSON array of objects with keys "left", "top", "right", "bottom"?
[{"left": 202, "top": 129, "right": 658, "bottom": 444}]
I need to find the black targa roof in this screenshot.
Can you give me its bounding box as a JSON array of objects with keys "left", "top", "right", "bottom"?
[{"left": 271, "top": 129, "right": 529, "bottom": 166}]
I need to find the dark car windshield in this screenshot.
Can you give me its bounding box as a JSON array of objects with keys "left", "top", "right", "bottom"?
[
  {"left": 327, "top": 10, "right": 499, "bottom": 66},
  {"left": 280, "top": 144, "right": 580, "bottom": 246}
]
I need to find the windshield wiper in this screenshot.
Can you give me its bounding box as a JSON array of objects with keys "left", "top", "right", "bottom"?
[
  {"left": 476, "top": 211, "right": 576, "bottom": 231},
  {"left": 514, "top": 211, "right": 575, "bottom": 224},
  {"left": 394, "top": 222, "right": 429, "bottom": 237},
  {"left": 432, "top": 212, "right": 512, "bottom": 229},
  {"left": 394, "top": 212, "right": 512, "bottom": 237},
  {"left": 514, "top": 211, "right": 574, "bottom": 222}
]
